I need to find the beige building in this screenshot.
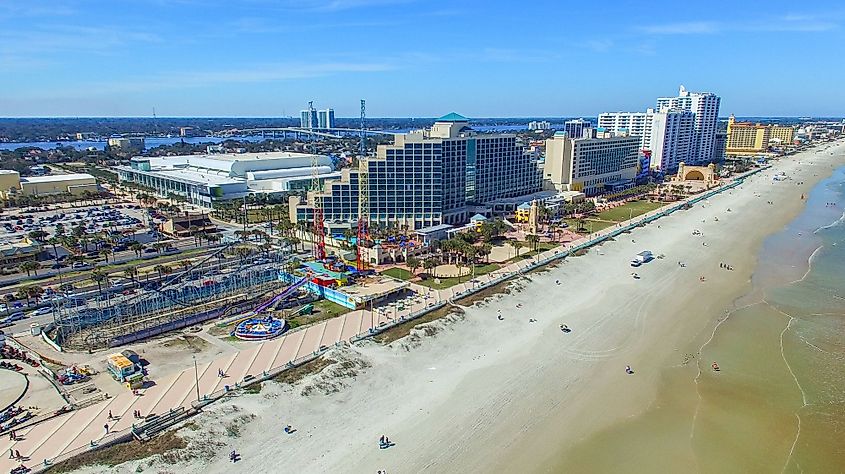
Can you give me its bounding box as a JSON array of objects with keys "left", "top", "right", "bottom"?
[
  {"left": 726, "top": 115, "right": 795, "bottom": 156},
  {"left": 0, "top": 170, "right": 20, "bottom": 198},
  {"left": 0, "top": 237, "right": 41, "bottom": 268},
  {"left": 544, "top": 131, "right": 639, "bottom": 196},
  {"left": 0, "top": 170, "right": 98, "bottom": 199},
  {"left": 159, "top": 213, "right": 217, "bottom": 237}
]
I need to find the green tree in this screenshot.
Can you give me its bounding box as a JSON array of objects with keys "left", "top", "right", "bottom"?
[
  {"left": 508, "top": 239, "right": 523, "bottom": 258},
  {"left": 90, "top": 270, "right": 108, "bottom": 294},
  {"left": 18, "top": 260, "right": 39, "bottom": 276},
  {"left": 129, "top": 241, "right": 144, "bottom": 258},
  {"left": 99, "top": 247, "right": 113, "bottom": 263},
  {"left": 406, "top": 255, "right": 421, "bottom": 277},
  {"left": 526, "top": 234, "right": 540, "bottom": 253},
  {"left": 423, "top": 258, "right": 437, "bottom": 278}
]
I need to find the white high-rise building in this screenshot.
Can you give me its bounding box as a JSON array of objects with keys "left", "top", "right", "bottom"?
[
  {"left": 597, "top": 110, "right": 655, "bottom": 150},
  {"left": 649, "top": 108, "right": 695, "bottom": 172},
  {"left": 300, "top": 106, "right": 318, "bottom": 129},
  {"left": 317, "top": 109, "right": 335, "bottom": 129},
  {"left": 656, "top": 85, "right": 720, "bottom": 164},
  {"left": 528, "top": 120, "right": 551, "bottom": 130}
]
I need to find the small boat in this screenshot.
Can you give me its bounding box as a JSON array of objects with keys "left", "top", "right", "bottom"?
[{"left": 712, "top": 362, "right": 720, "bottom": 371}]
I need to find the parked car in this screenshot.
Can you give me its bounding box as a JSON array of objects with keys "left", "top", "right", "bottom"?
[
  {"left": 1, "top": 312, "right": 25, "bottom": 324},
  {"left": 29, "top": 306, "right": 53, "bottom": 316}
]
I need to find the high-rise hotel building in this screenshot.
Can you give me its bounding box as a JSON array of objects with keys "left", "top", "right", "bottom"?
[
  {"left": 597, "top": 110, "right": 655, "bottom": 150},
  {"left": 656, "top": 85, "right": 720, "bottom": 165},
  {"left": 544, "top": 130, "right": 639, "bottom": 196},
  {"left": 290, "top": 113, "right": 542, "bottom": 230}
]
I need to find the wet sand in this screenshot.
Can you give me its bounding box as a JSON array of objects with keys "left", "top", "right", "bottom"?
[
  {"left": 551, "top": 144, "right": 845, "bottom": 474},
  {"left": 72, "top": 141, "right": 845, "bottom": 474}
]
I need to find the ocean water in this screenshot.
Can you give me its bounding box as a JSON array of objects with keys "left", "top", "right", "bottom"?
[
  {"left": 679, "top": 166, "right": 845, "bottom": 472},
  {"left": 553, "top": 165, "right": 845, "bottom": 473}
]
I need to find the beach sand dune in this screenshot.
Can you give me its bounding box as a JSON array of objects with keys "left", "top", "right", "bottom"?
[{"left": 73, "top": 142, "right": 845, "bottom": 474}]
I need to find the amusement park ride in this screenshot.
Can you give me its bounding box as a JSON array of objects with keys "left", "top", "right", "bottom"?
[{"left": 356, "top": 99, "right": 371, "bottom": 271}]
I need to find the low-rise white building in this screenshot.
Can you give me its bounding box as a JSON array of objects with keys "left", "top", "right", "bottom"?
[{"left": 115, "top": 151, "right": 339, "bottom": 208}]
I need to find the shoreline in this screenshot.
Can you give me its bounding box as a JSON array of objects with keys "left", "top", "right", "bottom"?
[
  {"left": 545, "top": 143, "right": 845, "bottom": 473},
  {"left": 68, "top": 140, "right": 845, "bottom": 474}
]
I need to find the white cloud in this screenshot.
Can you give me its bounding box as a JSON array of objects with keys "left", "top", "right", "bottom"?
[
  {"left": 638, "top": 15, "right": 838, "bottom": 35},
  {"left": 79, "top": 61, "right": 395, "bottom": 94}
]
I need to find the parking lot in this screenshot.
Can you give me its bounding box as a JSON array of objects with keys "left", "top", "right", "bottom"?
[{"left": 0, "top": 202, "right": 152, "bottom": 241}]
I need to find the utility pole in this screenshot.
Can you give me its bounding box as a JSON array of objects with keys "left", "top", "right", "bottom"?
[
  {"left": 193, "top": 355, "right": 200, "bottom": 403},
  {"left": 242, "top": 195, "right": 248, "bottom": 235}
]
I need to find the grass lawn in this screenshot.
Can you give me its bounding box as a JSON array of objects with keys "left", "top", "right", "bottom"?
[
  {"left": 509, "top": 242, "right": 560, "bottom": 261},
  {"left": 595, "top": 200, "right": 664, "bottom": 223},
  {"left": 288, "top": 299, "right": 351, "bottom": 329},
  {"left": 564, "top": 218, "right": 618, "bottom": 234},
  {"left": 417, "top": 263, "right": 500, "bottom": 290},
  {"left": 381, "top": 267, "right": 414, "bottom": 281}
]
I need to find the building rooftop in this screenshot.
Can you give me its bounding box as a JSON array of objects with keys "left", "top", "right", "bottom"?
[
  {"left": 20, "top": 173, "right": 94, "bottom": 183},
  {"left": 0, "top": 170, "right": 20, "bottom": 175},
  {"left": 415, "top": 223, "right": 454, "bottom": 234},
  {"left": 436, "top": 112, "right": 469, "bottom": 122}
]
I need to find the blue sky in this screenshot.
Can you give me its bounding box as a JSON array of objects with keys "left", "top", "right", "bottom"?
[{"left": 1, "top": 0, "right": 843, "bottom": 117}]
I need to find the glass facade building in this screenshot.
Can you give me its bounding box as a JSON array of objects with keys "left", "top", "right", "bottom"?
[{"left": 294, "top": 113, "right": 542, "bottom": 230}]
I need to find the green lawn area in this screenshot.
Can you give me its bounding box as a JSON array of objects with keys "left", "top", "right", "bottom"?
[
  {"left": 564, "top": 218, "right": 617, "bottom": 234},
  {"left": 287, "top": 299, "right": 350, "bottom": 329},
  {"left": 595, "top": 200, "right": 664, "bottom": 222},
  {"left": 417, "top": 263, "right": 500, "bottom": 290},
  {"left": 509, "top": 242, "right": 560, "bottom": 261},
  {"left": 381, "top": 267, "right": 414, "bottom": 281}
]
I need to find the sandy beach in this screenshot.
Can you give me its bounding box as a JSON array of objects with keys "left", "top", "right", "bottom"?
[{"left": 74, "top": 141, "right": 845, "bottom": 474}]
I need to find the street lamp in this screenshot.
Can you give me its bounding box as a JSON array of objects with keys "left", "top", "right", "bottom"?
[{"left": 193, "top": 355, "right": 200, "bottom": 403}]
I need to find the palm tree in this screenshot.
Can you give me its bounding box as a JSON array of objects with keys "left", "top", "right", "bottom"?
[
  {"left": 19, "top": 260, "right": 40, "bottom": 276},
  {"left": 129, "top": 241, "right": 144, "bottom": 258},
  {"left": 205, "top": 232, "right": 221, "bottom": 246},
  {"left": 90, "top": 270, "right": 108, "bottom": 294},
  {"left": 455, "top": 259, "right": 465, "bottom": 283},
  {"left": 154, "top": 264, "right": 165, "bottom": 280},
  {"left": 423, "top": 258, "right": 437, "bottom": 278},
  {"left": 508, "top": 239, "right": 523, "bottom": 258},
  {"left": 526, "top": 234, "right": 540, "bottom": 254},
  {"left": 477, "top": 243, "right": 493, "bottom": 264},
  {"left": 25, "top": 284, "right": 44, "bottom": 304},
  {"left": 178, "top": 259, "right": 192, "bottom": 273},
  {"left": 27, "top": 230, "right": 48, "bottom": 241},
  {"left": 189, "top": 226, "right": 200, "bottom": 246},
  {"left": 406, "top": 256, "right": 421, "bottom": 277},
  {"left": 195, "top": 231, "right": 207, "bottom": 247},
  {"left": 99, "top": 247, "right": 113, "bottom": 263},
  {"left": 123, "top": 265, "right": 138, "bottom": 282},
  {"left": 161, "top": 265, "right": 173, "bottom": 279}
]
